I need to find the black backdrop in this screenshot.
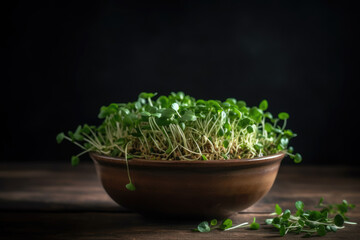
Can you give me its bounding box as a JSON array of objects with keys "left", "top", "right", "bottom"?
[{"left": 3, "top": 1, "right": 359, "bottom": 164}]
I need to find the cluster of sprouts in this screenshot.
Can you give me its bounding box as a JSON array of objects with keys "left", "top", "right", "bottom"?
[{"left": 57, "top": 92, "right": 301, "bottom": 164}]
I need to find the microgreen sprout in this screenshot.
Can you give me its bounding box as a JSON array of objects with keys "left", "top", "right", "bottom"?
[
  {"left": 315, "top": 197, "right": 355, "bottom": 221},
  {"left": 265, "top": 198, "right": 357, "bottom": 237},
  {"left": 249, "top": 217, "right": 260, "bottom": 230},
  {"left": 193, "top": 218, "right": 258, "bottom": 232},
  {"left": 193, "top": 199, "right": 356, "bottom": 237}
]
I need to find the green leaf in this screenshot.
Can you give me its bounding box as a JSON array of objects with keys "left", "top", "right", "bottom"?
[
  {"left": 134, "top": 101, "right": 142, "bottom": 110},
  {"left": 71, "top": 156, "right": 79, "bottom": 166},
  {"left": 247, "top": 125, "right": 254, "bottom": 133},
  {"left": 208, "top": 100, "right": 222, "bottom": 110},
  {"left": 239, "top": 106, "right": 248, "bottom": 114},
  {"left": 239, "top": 118, "right": 251, "bottom": 128},
  {"left": 265, "top": 219, "right": 273, "bottom": 225},
  {"left": 141, "top": 111, "right": 151, "bottom": 117},
  {"left": 119, "top": 106, "right": 131, "bottom": 114},
  {"left": 223, "top": 122, "right": 231, "bottom": 131},
  {"left": 197, "top": 221, "right": 211, "bottom": 232},
  {"left": 171, "top": 103, "right": 179, "bottom": 111},
  {"left": 296, "top": 209, "right": 304, "bottom": 216},
  {"left": 249, "top": 107, "right": 263, "bottom": 123},
  {"left": 73, "top": 125, "right": 83, "bottom": 141},
  {"left": 107, "top": 103, "right": 119, "bottom": 115},
  {"left": 226, "top": 98, "right": 237, "bottom": 105},
  {"left": 272, "top": 217, "right": 280, "bottom": 225},
  {"left": 220, "top": 219, "right": 232, "bottom": 230},
  {"left": 264, "top": 123, "right": 273, "bottom": 132},
  {"left": 56, "top": 132, "right": 65, "bottom": 144},
  {"left": 126, "top": 182, "right": 136, "bottom": 191},
  {"left": 156, "top": 117, "right": 171, "bottom": 126},
  {"left": 317, "top": 225, "right": 327, "bottom": 236},
  {"left": 259, "top": 99, "right": 268, "bottom": 111},
  {"left": 84, "top": 143, "right": 92, "bottom": 149},
  {"left": 82, "top": 124, "right": 92, "bottom": 134},
  {"left": 288, "top": 146, "right": 294, "bottom": 153},
  {"left": 294, "top": 153, "right": 302, "bottom": 163},
  {"left": 284, "top": 129, "right": 296, "bottom": 138},
  {"left": 330, "top": 225, "right": 337, "bottom": 232},
  {"left": 230, "top": 108, "right": 242, "bottom": 118},
  {"left": 295, "top": 201, "right": 304, "bottom": 211},
  {"left": 278, "top": 112, "right": 289, "bottom": 120},
  {"left": 309, "top": 210, "right": 322, "bottom": 221},
  {"left": 280, "top": 137, "right": 289, "bottom": 149},
  {"left": 181, "top": 111, "right": 197, "bottom": 122},
  {"left": 283, "top": 209, "right": 291, "bottom": 219},
  {"left": 146, "top": 106, "right": 157, "bottom": 114},
  {"left": 161, "top": 108, "right": 175, "bottom": 118},
  {"left": 264, "top": 112, "right": 273, "bottom": 119},
  {"left": 152, "top": 113, "right": 162, "bottom": 118},
  {"left": 139, "top": 92, "right": 157, "bottom": 99},
  {"left": 210, "top": 219, "right": 218, "bottom": 226},
  {"left": 236, "top": 100, "right": 246, "bottom": 108},
  {"left": 275, "top": 204, "right": 282, "bottom": 215},
  {"left": 201, "top": 155, "right": 208, "bottom": 161},
  {"left": 279, "top": 225, "right": 286, "bottom": 236},
  {"left": 222, "top": 102, "right": 231, "bottom": 108},
  {"left": 272, "top": 224, "right": 280, "bottom": 229},
  {"left": 177, "top": 91, "right": 185, "bottom": 100},
  {"left": 98, "top": 106, "right": 108, "bottom": 119},
  {"left": 334, "top": 214, "right": 344, "bottom": 226},
  {"left": 157, "top": 96, "right": 169, "bottom": 107},
  {"left": 273, "top": 127, "right": 283, "bottom": 134}
]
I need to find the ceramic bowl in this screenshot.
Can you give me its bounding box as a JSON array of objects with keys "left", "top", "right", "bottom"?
[{"left": 90, "top": 152, "right": 285, "bottom": 218}]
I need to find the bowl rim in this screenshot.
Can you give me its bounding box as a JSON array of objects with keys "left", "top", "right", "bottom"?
[{"left": 90, "top": 151, "right": 286, "bottom": 168}]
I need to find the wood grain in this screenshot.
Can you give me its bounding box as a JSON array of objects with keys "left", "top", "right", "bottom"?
[{"left": 1, "top": 163, "right": 360, "bottom": 239}]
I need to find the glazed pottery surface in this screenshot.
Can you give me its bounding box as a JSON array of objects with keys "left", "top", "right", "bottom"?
[{"left": 90, "top": 152, "right": 285, "bottom": 218}]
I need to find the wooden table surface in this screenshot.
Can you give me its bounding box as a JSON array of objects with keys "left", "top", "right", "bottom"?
[{"left": 1, "top": 162, "right": 359, "bottom": 239}]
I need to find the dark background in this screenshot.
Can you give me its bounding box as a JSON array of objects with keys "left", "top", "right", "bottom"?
[{"left": 3, "top": 1, "right": 359, "bottom": 164}]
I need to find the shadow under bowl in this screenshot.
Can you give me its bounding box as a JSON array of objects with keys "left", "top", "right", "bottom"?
[{"left": 90, "top": 152, "right": 285, "bottom": 219}]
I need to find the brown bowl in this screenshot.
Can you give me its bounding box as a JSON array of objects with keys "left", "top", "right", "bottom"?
[{"left": 90, "top": 152, "right": 285, "bottom": 218}]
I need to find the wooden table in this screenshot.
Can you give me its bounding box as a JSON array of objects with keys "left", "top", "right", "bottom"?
[{"left": 1, "top": 163, "right": 359, "bottom": 239}]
